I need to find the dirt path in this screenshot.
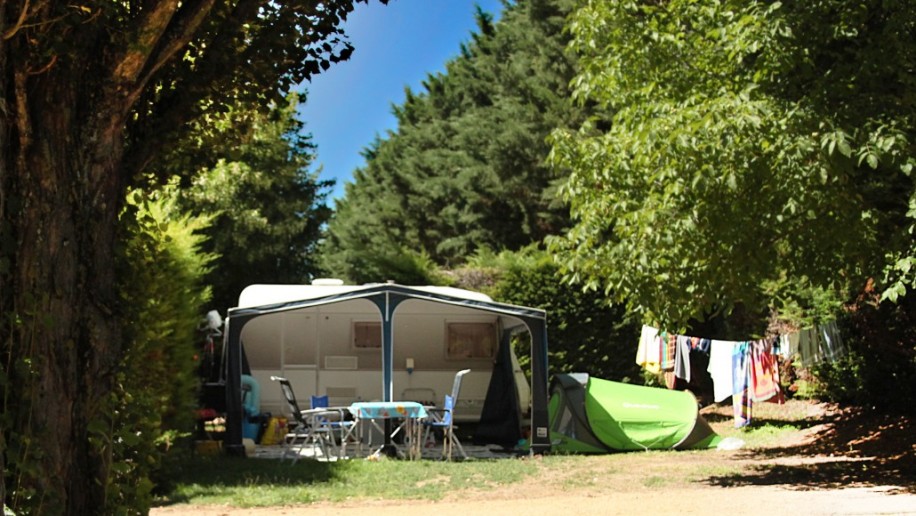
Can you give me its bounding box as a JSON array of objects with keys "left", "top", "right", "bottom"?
[
  {"left": 153, "top": 401, "right": 916, "bottom": 515},
  {"left": 155, "top": 485, "right": 916, "bottom": 516}
]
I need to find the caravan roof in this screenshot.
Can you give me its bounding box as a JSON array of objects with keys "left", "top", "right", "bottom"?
[{"left": 237, "top": 282, "right": 494, "bottom": 308}]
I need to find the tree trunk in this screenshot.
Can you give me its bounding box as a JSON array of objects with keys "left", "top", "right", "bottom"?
[{"left": 2, "top": 62, "right": 126, "bottom": 514}]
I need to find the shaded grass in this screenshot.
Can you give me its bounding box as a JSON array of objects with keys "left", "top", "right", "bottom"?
[
  {"left": 155, "top": 455, "right": 546, "bottom": 508},
  {"left": 157, "top": 399, "right": 916, "bottom": 509}
]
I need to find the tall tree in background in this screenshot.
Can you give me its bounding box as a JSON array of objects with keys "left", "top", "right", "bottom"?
[
  {"left": 321, "top": 0, "right": 587, "bottom": 282},
  {"left": 550, "top": 0, "right": 915, "bottom": 330},
  {"left": 157, "top": 94, "right": 333, "bottom": 313},
  {"left": 483, "top": 247, "right": 641, "bottom": 382},
  {"left": 0, "top": 1, "right": 381, "bottom": 512}
]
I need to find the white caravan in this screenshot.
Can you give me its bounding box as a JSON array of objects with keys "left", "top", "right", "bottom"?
[{"left": 235, "top": 280, "right": 532, "bottom": 424}]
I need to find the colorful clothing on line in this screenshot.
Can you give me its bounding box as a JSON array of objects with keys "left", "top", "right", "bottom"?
[
  {"left": 660, "top": 332, "right": 677, "bottom": 371},
  {"left": 749, "top": 339, "right": 780, "bottom": 402},
  {"left": 732, "top": 342, "right": 752, "bottom": 428},
  {"left": 636, "top": 325, "right": 662, "bottom": 374}
]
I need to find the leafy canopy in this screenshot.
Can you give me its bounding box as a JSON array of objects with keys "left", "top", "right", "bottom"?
[
  {"left": 153, "top": 94, "right": 333, "bottom": 312},
  {"left": 549, "top": 0, "right": 915, "bottom": 330}
]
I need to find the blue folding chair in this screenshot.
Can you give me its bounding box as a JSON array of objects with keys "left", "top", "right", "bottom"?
[{"left": 422, "top": 369, "right": 470, "bottom": 460}]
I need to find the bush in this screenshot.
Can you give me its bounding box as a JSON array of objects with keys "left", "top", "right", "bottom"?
[
  {"left": 809, "top": 296, "right": 916, "bottom": 412},
  {"left": 485, "top": 247, "right": 641, "bottom": 382},
  {"left": 108, "top": 189, "right": 216, "bottom": 512}
]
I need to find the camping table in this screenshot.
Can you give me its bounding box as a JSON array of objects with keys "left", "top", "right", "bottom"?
[{"left": 347, "top": 401, "right": 428, "bottom": 460}]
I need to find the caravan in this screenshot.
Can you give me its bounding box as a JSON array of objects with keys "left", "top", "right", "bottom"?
[{"left": 220, "top": 281, "right": 552, "bottom": 455}]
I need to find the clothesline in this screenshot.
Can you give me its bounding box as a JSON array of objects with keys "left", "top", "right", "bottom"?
[{"left": 635, "top": 322, "right": 846, "bottom": 428}]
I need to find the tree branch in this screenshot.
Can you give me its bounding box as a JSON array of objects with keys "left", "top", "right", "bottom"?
[
  {"left": 110, "top": 0, "right": 180, "bottom": 86},
  {"left": 135, "top": 0, "right": 216, "bottom": 89},
  {"left": 2, "top": 0, "right": 31, "bottom": 40}
]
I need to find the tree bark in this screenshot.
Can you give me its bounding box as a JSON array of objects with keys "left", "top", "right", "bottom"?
[
  {"left": 1, "top": 0, "right": 362, "bottom": 511},
  {"left": 3, "top": 60, "right": 127, "bottom": 512}
]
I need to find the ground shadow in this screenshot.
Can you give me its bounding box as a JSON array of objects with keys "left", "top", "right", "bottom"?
[
  {"left": 153, "top": 454, "right": 347, "bottom": 506},
  {"left": 703, "top": 407, "right": 916, "bottom": 494}
]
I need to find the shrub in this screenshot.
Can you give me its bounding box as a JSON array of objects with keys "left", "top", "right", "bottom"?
[
  {"left": 108, "top": 189, "right": 216, "bottom": 512},
  {"left": 485, "top": 247, "right": 640, "bottom": 382}
]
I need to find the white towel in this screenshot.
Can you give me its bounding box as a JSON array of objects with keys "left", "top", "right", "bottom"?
[{"left": 708, "top": 340, "right": 739, "bottom": 402}]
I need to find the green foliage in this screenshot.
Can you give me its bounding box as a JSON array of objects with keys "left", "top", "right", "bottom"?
[
  {"left": 2, "top": 0, "right": 382, "bottom": 512},
  {"left": 320, "top": 0, "right": 587, "bottom": 280},
  {"left": 810, "top": 298, "right": 916, "bottom": 413},
  {"left": 154, "top": 94, "right": 333, "bottom": 311},
  {"left": 488, "top": 247, "right": 641, "bottom": 382},
  {"left": 549, "top": 0, "right": 915, "bottom": 330},
  {"left": 110, "top": 189, "right": 216, "bottom": 513}
]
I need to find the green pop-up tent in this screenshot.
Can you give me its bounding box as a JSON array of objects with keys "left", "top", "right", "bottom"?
[{"left": 548, "top": 373, "right": 721, "bottom": 453}]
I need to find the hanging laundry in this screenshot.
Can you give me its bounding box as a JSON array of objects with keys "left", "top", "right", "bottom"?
[
  {"left": 664, "top": 370, "right": 677, "bottom": 390},
  {"left": 732, "top": 342, "right": 752, "bottom": 428},
  {"left": 797, "top": 327, "right": 823, "bottom": 367},
  {"left": 633, "top": 320, "right": 843, "bottom": 429},
  {"left": 818, "top": 320, "right": 846, "bottom": 361},
  {"left": 659, "top": 332, "right": 677, "bottom": 371},
  {"left": 774, "top": 334, "right": 791, "bottom": 360},
  {"left": 674, "top": 335, "right": 692, "bottom": 382},
  {"left": 749, "top": 339, "right": 781, "bottom": 402},
  {"left": 696, "top": 338, "right": 711, "bottom": 354},
  {"left": 787, "top": 331, "right": 800, "bottom": 361},
  {"left": 708, "top": 340, "right": 739, "bottom": 403},
  {"left": 635, "top": 325, "right": 662, "bottom": 374}
]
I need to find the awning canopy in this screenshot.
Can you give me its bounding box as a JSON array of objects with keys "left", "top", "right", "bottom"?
[{"left": 222, "top": 283, "right": 551, "bottom": 455}]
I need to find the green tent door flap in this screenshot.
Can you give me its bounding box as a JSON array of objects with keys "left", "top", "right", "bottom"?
[{"left": 549, "top": 374, "right": 720, "bottom": 453}]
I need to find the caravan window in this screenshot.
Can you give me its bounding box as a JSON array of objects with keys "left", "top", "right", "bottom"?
[
  {"left": 446, "top": 322, "right": 496, "bottom": 359},
  {"left": 352, "top": 321, "right": 381, "bottom": 349}
]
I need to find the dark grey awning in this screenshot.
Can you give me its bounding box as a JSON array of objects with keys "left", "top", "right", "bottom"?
[{"left": 222, "top": 283, "right": 550, "bottom": 455}]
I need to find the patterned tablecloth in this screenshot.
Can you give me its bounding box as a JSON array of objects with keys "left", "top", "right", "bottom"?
[
  {"left": 348, "top": 401, "right": 428, "bottom": 420},
  {"left": 347, "top": 401, "right": 428, "bottom": 459}
]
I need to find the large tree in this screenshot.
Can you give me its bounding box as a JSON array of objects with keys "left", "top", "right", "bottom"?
[
  {"left": 158, "top": 94, "right": 333, "bottom": 314},
  {"left": 549, "top": 0, "right": 915, "bottom": 330},
  {"left": 321, "top": 0, "right": 587, "bottom": 282},
  {"left": 0, "top": 1, "right": 382, "bottom": 512}
]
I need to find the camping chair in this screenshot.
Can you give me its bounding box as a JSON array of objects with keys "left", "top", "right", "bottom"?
[
  {"left": 422, "top": 369, "right": 470, "bottom": 460},
  {"left": 310, "top": 395, "right": 359, "bottom": 458},
  {"left": 270, "top": 376, "right": 334, "bottom": 462}
]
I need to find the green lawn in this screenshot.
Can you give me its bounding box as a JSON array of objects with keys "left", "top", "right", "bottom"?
[
  {"left": 155, "top": 399, "right": 819, "bottom": 509},
  {"left": 157, "top": 453, "right": 546, "bottom": 508}
]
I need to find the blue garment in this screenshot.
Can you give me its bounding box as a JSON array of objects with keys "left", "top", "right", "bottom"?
[{"left": 731, "top": 342, "right": 752, "bottom": 428}]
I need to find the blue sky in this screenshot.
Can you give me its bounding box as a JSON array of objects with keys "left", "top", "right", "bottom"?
[{"left": 297, "top": 0, "right": 505, "bottom": 202}]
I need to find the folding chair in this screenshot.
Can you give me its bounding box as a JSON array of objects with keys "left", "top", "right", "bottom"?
[
  {"left": 270, "top": 376, "right": 334, "bottom": 462},
  {"left": 422, "top": 369, "right": 470, "bottom": 460},
  {"left": 310, "top": 395, "right": 359, "bottom": 458}
]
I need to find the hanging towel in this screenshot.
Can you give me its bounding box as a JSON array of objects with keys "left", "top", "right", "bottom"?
[
  {"left": 732, "top": 342, "right": 752, "bottom": 428},
  {"left": 798, "top": 327, "right": 824, "bottom": 367},
  {"left": 787, "top": 331, "right": 800, "bottom": 361},
  {"left": 819, "top": 320, "right": 846, "bottom": 361},
  {"left": 774, "top": 334, "right": 791, "bottom": 360},
  {"left": 636, "top": 325, "right": 662, "bottom": 374},
  {"left": 674, "top": 335, "right": 692, "bottom": 382},
  {"left": 708, "top": 340, "right": 738, "bottom": 402},
  {"left": 749, "top": 339, "right": 780, "bottom": 402},
  {"left": 659, "top": 332, "right": 676, "bottom": 371}
]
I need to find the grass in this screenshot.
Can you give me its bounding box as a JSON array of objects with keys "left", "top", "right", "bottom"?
[
  {"left": 155, "top": 399, "right": 824, "bottom": 509},
  {"left": 156, "top": 454, "right": 546, "bottom": 508}
]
